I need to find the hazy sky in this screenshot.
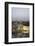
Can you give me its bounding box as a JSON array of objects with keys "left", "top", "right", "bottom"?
[{"left": 12, "top": 7, "right": 29, "bottom": 21}]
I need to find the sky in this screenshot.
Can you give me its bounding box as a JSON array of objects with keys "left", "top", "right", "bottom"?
[{"left": 12, "top": 7, "right": 29, "bottom": 21}]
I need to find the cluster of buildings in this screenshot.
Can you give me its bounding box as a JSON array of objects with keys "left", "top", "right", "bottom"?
[{"left": 12, "top": 21, "right": 29, "bottom": 38}]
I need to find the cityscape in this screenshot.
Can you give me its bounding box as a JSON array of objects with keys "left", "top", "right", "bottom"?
[
  {"left": 12, "top": 21, "right": 29, "bottom": 38},
  {"left": 12, "top": 7, "right": 29, "bottom": 38}
]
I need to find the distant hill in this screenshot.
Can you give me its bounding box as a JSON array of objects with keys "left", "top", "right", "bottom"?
[{"left": 12, "top": 21, "right": 29, "bottom": 26}]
